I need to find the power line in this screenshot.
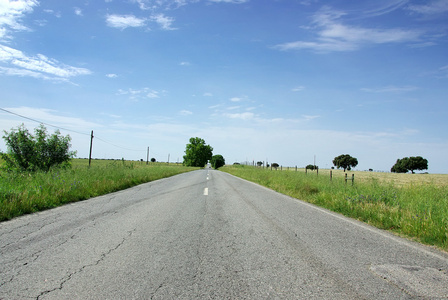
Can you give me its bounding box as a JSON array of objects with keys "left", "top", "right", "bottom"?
[
  {"left": 95, "top": 136, "right": 146, "bottom": 152},
  {"left": 0, "top": 107, "right": 90, "bottom": 136},
  {"left": 0, "top": 107, "right": 146, "bottom": 153}
]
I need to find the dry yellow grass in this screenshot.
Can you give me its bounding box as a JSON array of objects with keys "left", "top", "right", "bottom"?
[{"left": 283, "top": 167, "right": 448, "bottom": 187}]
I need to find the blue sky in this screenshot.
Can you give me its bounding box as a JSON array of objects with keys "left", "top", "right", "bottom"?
[{"left": 1, "top": 0, "right": 447, "bottom": 173}]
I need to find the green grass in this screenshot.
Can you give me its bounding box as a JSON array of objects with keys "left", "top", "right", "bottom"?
[
  {"left": 221, "top": 165, "right": 448, "bottom": 252},
  {"left": 0, "top": 159, "right": 198, "bottom": 222}
]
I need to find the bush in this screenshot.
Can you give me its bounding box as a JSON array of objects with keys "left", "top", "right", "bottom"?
[{"left": 1, "top": 124, "right": 76, "bottom": 172}]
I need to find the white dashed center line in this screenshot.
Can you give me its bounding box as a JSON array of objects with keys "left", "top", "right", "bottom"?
[{"left": 204, "top": 188, "right": 208, "bottom": 196}]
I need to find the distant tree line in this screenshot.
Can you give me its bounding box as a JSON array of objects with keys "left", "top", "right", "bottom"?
[
  {"left": 183, "top": 137, "right": 225, "bottom": 169},
  {"left": 248, "top": 154, "right": 429, "bottom": 174}
]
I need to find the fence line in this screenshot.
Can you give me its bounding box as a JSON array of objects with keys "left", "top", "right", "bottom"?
[{"left": 251, "top": 164, "right": 355, "bottom": 184}]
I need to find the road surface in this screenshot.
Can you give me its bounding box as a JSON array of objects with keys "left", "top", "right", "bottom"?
[{"left": 1, "top": 169, "right": 447, "bottom": 299}]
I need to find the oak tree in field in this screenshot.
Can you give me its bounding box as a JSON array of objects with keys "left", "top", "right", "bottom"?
[
  {"left": 332, "top": 154, "right": 358, "bottom": 172},
  {"left": 391, "top": 156, "right": 428, "bottom": 174},
  {"left": 306, "top": 164, "right": 318, "bottom": 170},
  {"left": 1, "top": 124, "right": 76, "bottom": 172},
  {"left": 183, "top": 137, "right": 213, "bottom": 167},
  {"left": 271, "top": 163, "right": 279, "bottom": 170},
  {"left": 211, "top": 154, "right": 225, "bottom": 169}
]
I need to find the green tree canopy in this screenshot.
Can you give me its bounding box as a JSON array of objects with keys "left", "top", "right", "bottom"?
[
  {"left": 183, "top": 137, "right": 213, "bottom": 167},
  {"left": 306, "top": 164, "right": 318, "bottom": 170},
  {"left": 211, "top": 154, "right": 225, "bottom": 169},
  {"left": 391, "top": 156, "right": 428, "bottom": 174},
  {"left": 332, "top": 154, "right": 358, "bottom": 172},
  {"left": 1, "top": 124, "right": 76, "bottom": 172}
]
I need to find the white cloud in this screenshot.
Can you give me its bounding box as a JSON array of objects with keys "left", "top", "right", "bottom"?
[
  {"left": 275, "top": 7, "right": 422, "bottom": 53},
  {"left": 180, "top": 61, "right": 191, "bottom": 66},
  {"left": 146, "top": 90, "right": 160, "bottom": 98},
  {"left": 0, "top": 0, "right": 38, "bottom": 39},
  {"left": 151, "top": 13, "right": 176, "bottom": 30},
  {"left": 203, "top": 92, "right": 213, "bottom": 97},
  {"left": 179, "top": 110, "right": 193, "bottom": 116},
  {"left": 106, "top": 73, "right": 118, "bottom": 78},
  {"left": 43, "top": 9, "right": 61, "bottom": 18},
  {"left": 408, "top": 0, "right": 448, "bottom": 15},
  {"left": 361, "top": 86, "right": 418, "bottom": 93},
  {"left": 230, "top": 96, "right": 246, "bottom": 102},
  {"left": 0, "top": 106, "right": 100, "bottom": 131},
  {"left": 361, "top": 0, "right": 408, "bottom": 18},
  {"left": 117, "top": 87, "right": 162, "bottom": 100},
  {"left": 436, "top": 65, "right": 448, "bottom": 78},
  {"left": 302, "top": 115, "right": 320, "bottom": 121},
  {"left": 74, "top": 7, "right": 83, "bottom": 16},
  {"left": 292, "top": 86, "right": 305, "bottom": 92},
  {"left": 106, "top": 14, "right": 147, "bottom": 30},
  {"left": 225, "top": 112, "right": 255, "bottom": 120},
  {"left": 131, "top": 0, "right": 247, "bottom": 11},
  {"left": 299, "top": 0, "right": 317, "bottom": 5},
  {"left": 208, "top": 0, "right": 249, "bottom": 3},
  {"left": 131, "top": 0, "right": 191, "bottom": 10},
  {"left": 0, "top": 44, "right": 91, "bottom": 80}
]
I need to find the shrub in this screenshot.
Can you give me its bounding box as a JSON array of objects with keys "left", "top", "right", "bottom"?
[{"left": 1, "top": 124, "right": 76, "bottom": 172}]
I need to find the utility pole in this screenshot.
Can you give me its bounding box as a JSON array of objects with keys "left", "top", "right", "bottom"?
[
  {"left": 146, "top": 147, "right": 149, "bottom": 165},
  {"left": 89, "top": 130, "right": 94, "bottom": 167}
]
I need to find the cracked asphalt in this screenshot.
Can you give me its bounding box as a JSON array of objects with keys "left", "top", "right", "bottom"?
[{"left": 1, "top": 169, "right": 448, "bottom": 299}]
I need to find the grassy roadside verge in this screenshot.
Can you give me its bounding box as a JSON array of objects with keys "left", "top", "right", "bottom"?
[
  {"left": 221, "top": 165, "right": 448, "bottom": 252},
  {"left": 0, "top": 159, "right": 198, "bottom": 222}
]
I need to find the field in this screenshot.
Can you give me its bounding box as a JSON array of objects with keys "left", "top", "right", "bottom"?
[
  {"left": 221, "top": 165, "right": 448, "bottom": 252},
  {"left": 0, "top": 158, "right": 198, "bottom": 222},
  {"left": 308, "top": 167, "right": 447, "bottom": 186}
]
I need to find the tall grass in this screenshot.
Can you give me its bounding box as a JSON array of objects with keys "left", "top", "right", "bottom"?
[
  {"left": 0, "top": 159, "right": 198, "bottom": 221},
  {"left": 222, "top": 165, "right": 448, "bottom": 251}
]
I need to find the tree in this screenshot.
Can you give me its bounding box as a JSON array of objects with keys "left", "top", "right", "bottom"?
[
  {"left": 183, "top": 137, "right": 213, "bottom": 167},
  {"left": 333, "top": 154, "right": 358, "bottom": 172},
  {"left": 271, "top": 163, "right": 279, "bottom": 170},
  {"left": 257, "top": 161, "right": 263, "bottom": 167},
  {"left": 211, "top": 154, "right": 225, "bottom": 169},
  {"left": 306, "top": 164, "right": 318, "bottom": 170},
  {"left": 391, "top": 158, "right": 408, "bottom": 173},
  {"left": 1, "top": 124, "right": 76, "bottom": 172},
  {"left": 391, "top": 156, "right": 428, "bottom": 174}
]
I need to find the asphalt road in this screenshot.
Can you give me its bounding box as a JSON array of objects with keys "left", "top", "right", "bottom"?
[{"left": 1, "top": 169, "right": 448, "bottom": 299}]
